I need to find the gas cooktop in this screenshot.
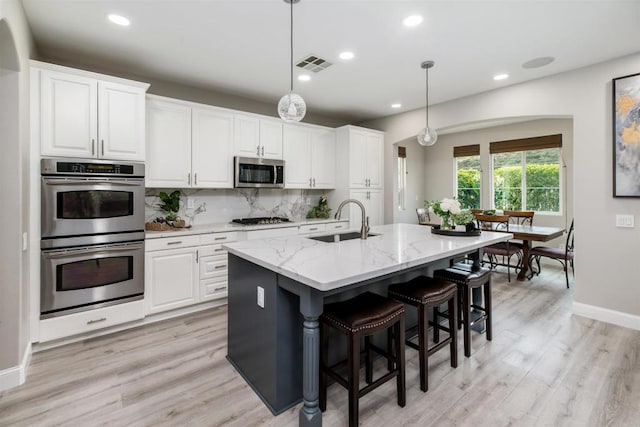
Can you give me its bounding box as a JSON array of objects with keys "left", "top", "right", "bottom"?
[{"left": 232, "top": 217, "right": 291, "bottom": 225}]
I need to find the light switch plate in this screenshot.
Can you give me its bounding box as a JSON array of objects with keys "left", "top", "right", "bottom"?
[{"left": 615, "top": 214, "right": 634, "bottom": 228}]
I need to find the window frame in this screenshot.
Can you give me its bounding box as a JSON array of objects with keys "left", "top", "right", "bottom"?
[{"left": 490, "top": 147, "right": 563, "bottom": 215}]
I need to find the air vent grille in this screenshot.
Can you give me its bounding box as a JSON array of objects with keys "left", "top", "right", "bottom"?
[{"left": 296, "top": 55, "right": 333, "bottom": 73}]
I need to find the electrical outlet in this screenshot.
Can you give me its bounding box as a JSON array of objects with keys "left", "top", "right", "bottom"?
[
  {"left": 22, "top": 232, "right": 28, "bottom": 251},
  {"left": 257, "top": 286, "right": 265, "bottom": 308},
  {"left": 187, "top": 198, "right": 195, "bottom": 209}
]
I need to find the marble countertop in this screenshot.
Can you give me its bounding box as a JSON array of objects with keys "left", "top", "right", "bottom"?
[
  {"left": 223, "top": 223, "right": 512, "bottom": 291},
  {"left": 145, "top": 218, "right": 349, "bottom": 239}
]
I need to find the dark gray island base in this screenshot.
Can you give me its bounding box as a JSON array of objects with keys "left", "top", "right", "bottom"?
[{"left": 224, "top": 223, "right": 510, "bottom": 427}]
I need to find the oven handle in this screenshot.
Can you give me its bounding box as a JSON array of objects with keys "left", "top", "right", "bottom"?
[
  {"left": 44, "top": 244, "right": 143, "bottom": 258},
  {"left": 44, "top": 180, "right": 143, "bottom": 187}
]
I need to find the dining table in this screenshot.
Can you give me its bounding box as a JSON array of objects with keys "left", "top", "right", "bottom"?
[{"left": 419, "top": 221, "right": 565, "bottom": 281}]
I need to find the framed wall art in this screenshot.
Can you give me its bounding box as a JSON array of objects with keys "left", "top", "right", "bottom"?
[{"left": 613, "top": 72, "right": 640, "bottom": 197}]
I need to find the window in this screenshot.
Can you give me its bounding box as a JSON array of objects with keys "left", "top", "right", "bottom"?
[
  {"left": 490, "top": 134, "right": 562, "bottom": 213},
  {"left": 454, "top": 145, "right": 481, "bottom": 209},
  {"left": 397, "top": 146, "right": 407, "bottom": 210}
]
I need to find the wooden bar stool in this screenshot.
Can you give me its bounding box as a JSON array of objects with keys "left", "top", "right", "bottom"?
[
  {"left": 319, "top": 291, "right": 406, "bottom": 427},
  {"left": 434, "top": 264, "right": 492, "bottom": 357},
  {"left": 388, "top": 276, "right": 458, "bottom": 392}
]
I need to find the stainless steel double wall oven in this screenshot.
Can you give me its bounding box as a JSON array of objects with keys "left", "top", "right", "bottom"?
[{"left": 40, "top": 158, "right": 145, "bottom": 318}]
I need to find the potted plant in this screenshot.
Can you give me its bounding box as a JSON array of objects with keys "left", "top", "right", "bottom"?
[
  {"left": 306, "top": 196, "right": 331, "bottom": 219},
  {"left": 158, "top": 190, "right": 186, "bottom": 227}
]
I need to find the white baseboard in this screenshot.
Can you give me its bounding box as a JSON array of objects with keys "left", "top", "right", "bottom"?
[
  {"left": 0, "top": 342, "right": 32, "bottom": 392},
  {"left": 573, "top": 302, "right": 640, "bottom": 331}
]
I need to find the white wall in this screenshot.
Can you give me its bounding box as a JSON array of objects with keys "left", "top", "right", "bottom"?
[
  {"left": 393, "top": 138, "right": 427, "bottom": 224},
  {"left": 0, "top": 0, "right": 34, "bottom": 388},
  {"left": 362, "top": 53, "right": 640, "bottom": 325}
]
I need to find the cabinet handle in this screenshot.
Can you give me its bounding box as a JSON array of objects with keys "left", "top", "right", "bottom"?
[
  {"left": 213, "top": 286, "right": 226, "bottom": 292},
  {"left": 214, "top": 236, "right": 227, "bottom": 241},
  {"left": 312, "top": 178, "right": 316, "bottom": 187},
  {"left": 101, "top": 140, "right": 105, "bottom": 156},
  {"left": 188, "top": 173, "right": 191, "bottom": 185},
  {"left": 309, "top": 227, "right": 318, "bottom": 231},
  {"left": 196, "top": 250, "right": 199, "bottom": 263},
  {"left": 194, "top": 173, "right": 198, "bottom": 185},
  {"left": 87, "top": 317, "right": 106, "bottom": 325},
  {"left": 91, "top": 139, "right": 95, "bottom": 155},
  {"left": 214, "top": 264, "right": 227, "bottom": 270},
  {"left": 309, "top": 178, "right": 312, "bottom": 187},
  {"left": 214, "top": 248, "right": 225, "bottom": 252},
  {"left": 261, "top": 146, "right": 264, "bottom": 156},
  {"left": 257, "top": 146, "right": 260, "bottom": 156},
  {"left": 335, "top": 225, "right": 343, "bottom": 229},
  {"left": 166, "top": 241, "right": 183, "bottom": 245}
]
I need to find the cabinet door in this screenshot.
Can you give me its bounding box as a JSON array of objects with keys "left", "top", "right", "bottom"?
[
  {"left": 283, "top": 124, "right": 312, "bottom": 188},
  {"left": 234, "top": 114, "right": 260, "bottom": 158},
  {"left": 40, "top": 70, "right": 97, "bottom": 158},
  {"left": 367, "top": 189, "right": 384, "bottom": 226},
  {"left": 192, "top": 107, "right": 234, "bottom": 188},
  {"left": 366, "top": 132, "right": 384, "bottom": 189},
  {"left": 311, "top": 128, "right": 335, "bottom": 189},
  {"left": 347, "top": 189, "right": 369, "bottom": 231},
  {"left": 260, "top": 118, "right": 283, "bottom": 159},
  {"left": 98, "top": 82, "right": 146, "bottom": 161},
  {"left": 145, "top": 247, "right": 198, "bottom": 315},
  {"left": 348, "top": 130, "right": 368, "bottom": 188},
  {"left": 145, "top": 98, "right": 192, "bottom": 187}
]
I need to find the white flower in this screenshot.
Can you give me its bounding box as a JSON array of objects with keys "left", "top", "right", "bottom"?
[{"left": 440, "top": 198, "right": 461, "bottom": 214}]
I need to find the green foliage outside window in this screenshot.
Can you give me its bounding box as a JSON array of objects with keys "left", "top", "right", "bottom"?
[
  {"left": 493, "top": 164, "right": 560, "bottom": 212},
  {"left": 457, "top": 169, "right": 481, "bottom": 209}
]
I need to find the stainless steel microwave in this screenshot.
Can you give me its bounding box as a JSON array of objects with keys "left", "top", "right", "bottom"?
[{"left": 234, "top": 157, "right": 285, "bottom": 188}]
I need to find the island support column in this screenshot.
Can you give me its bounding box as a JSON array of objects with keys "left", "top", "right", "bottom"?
[{"left": 298, "top": 288, "right": 324, "bottom": 427}]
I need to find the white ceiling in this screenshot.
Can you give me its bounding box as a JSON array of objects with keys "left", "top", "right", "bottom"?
[{"left": 21, "top": 0, "right": 640, "bottom": 123}]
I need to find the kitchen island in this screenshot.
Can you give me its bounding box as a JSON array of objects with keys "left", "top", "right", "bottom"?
[{"left": 223, "top": 223, "right": 511, "bottom": 427}]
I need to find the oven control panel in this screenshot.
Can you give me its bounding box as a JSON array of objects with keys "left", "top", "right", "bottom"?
[{"left": 41, "top": 158, "right": 144, "bottom": 177}]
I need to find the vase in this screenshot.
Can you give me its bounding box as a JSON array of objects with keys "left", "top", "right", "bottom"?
[{"left": 440, "top": 216, "right": 454, "bottom": 230}]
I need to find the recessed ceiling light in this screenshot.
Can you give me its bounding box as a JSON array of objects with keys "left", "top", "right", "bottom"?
[
  {"left": 493, "top": 73, "right": 509, "bottom": 81},
  {"left": 391, "top": 103, "right": 402, "bottom": 109},
  {"left": 298, "top": 74, "right": 311, "bottom": 82},
  {"left": 522, "top": 56, "right": 555, "bottom": 69},
  {"left": 107, "top": 14, "right": 130, "bottom": 26},
  {"left": 403, "top": 15, "right": 423, "bottom": 27},
  {"left": 339, "top": 51, "right": 355, "bottom": 60}
]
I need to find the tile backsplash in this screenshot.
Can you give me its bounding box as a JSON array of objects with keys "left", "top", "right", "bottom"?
[{"left": 145, "top": 188, "right": 333, "bottom": 226}]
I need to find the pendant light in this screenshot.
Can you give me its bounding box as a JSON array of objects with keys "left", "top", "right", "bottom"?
[
  {"left": 417, "top": 60, "right": 437, "bottom": 146},
  {"left": 278, "top": 0, "right": 306, "bottom": 122}
]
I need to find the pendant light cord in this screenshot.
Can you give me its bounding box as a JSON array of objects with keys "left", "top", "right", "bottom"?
[
  {"left": 289, "top": 0, "right": 294, "bottom": 93},
  {"left": 425, "top": 66, "right": 429, "bottom": 128}
]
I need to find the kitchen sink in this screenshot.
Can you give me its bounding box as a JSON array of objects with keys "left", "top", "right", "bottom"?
[{"left": 308, "top": 232, "right": 380, "bottom": 243}]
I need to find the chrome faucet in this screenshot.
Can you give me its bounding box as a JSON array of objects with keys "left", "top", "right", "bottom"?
[{"left": 335, "top": 199, "right": 370, "bottom": 239}]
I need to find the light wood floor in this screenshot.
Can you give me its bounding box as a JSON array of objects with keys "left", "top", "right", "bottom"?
[{"left": 2, "top": 265, "right": 639, "bottom": 427}]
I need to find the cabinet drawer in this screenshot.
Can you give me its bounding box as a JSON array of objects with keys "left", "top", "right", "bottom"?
[
  {"left": 298, "top": 224, "right": 327, "bottom": 235},
  {"left": 201, "top": 277, "right": 228, "bottom": 301},
  {"left": 198, "top": 244, "right": 227, "bottom": 257},
  {"left": 200, "top": 232, "right": 238, "bottom": 245},
  {"left": 39, "top": 300, "right": 144, "bottom": 342},
  {"left": 200, "top": 255, "right": 228, "bottom": 280},
  {"left": 326, "top": 222, "right": 348, "bottom": 232},
  {"left": 246, "top": 227, "right": 298, "bottom": 240},
  {"left": 146, "top": 235, "right": 200, "bottom": 251}
]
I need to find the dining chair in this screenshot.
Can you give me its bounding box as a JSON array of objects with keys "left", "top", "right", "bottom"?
[
  {"left": 503, "top": 210, "right": 535, "bottom": 248},
  {"left": 416, "top": 208, "right": 431, "bottom": 224},
  {"left": 527, "top": 219, "right": 574, "bottom": 288},
  {"left": 475, "top": 214, "right": 523, "bottom": 282}
]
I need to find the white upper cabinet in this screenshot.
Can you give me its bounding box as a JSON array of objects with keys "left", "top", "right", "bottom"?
[
  {"left": 146, "top": 98, "right": 192, "bottom": 187},
  {"left": 234, "top": 113, "right": 283, "bottom": 159},
  {"left": 283, "top": 123, "right": 335, "bottom": 189},
  {"left": 36, "top": 64, "right": 148, "bottom": 161},
  {"left": 347, "top": 128, "right": 384, "bottom": 189},
  {"left": 146, "top": 95, "right": 234, "bottom": 189},
  {"left": 98, "top": 81, "right": 146, "bottom": 161},
  {"left": 192, "top": 107, "right": 234, "bottom": 188}
]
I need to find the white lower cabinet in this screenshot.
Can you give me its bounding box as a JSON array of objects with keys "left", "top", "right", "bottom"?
[
  {"left": 39, "top": 300, "right": 144, "bottom": 343},
  {"left": 348, "top": 189, "right": 384, "bottom": 229},
  {"left": 145, "top": 232, "right": 237, "bottom": 315}
]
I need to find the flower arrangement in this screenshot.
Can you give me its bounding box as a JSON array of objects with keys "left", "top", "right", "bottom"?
[{"left": 425, "top": 198, "right": 475, "bottom": 230}]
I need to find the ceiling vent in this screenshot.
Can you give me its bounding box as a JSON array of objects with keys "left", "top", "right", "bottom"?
[{"left": 296, "top": 55, "right": 333, "bottom": 73}]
